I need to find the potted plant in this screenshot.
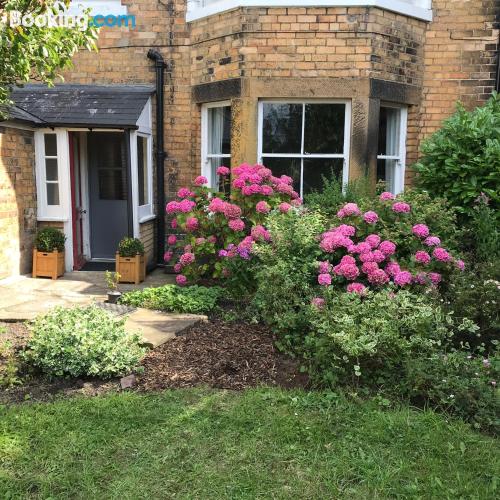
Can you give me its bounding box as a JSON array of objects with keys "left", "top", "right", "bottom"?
[
  {"left": 32, "top": 227, "right": 66, "bottom": 280},
  {"left": 116, "top": 237, "right": 146, "bottom": 284},
  {"left": 105, "top": 271, "right": 122, "bottom": 304}
]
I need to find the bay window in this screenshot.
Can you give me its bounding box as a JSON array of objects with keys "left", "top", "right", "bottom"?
[
  {"left": 377, "top": 105, "right": 407, "bottom": 194},
  {"left": 258, "top": 100, "right": 351, "bottom": 197},
  {"left": 201, "top": 101, "right": 232, "bottom": 190}
]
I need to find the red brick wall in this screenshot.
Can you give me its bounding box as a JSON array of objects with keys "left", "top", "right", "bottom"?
[{"left": 0, "top": 126, "right": 37, "bottom": 279}]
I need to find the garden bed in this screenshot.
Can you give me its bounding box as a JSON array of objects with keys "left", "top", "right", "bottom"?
[{"left": 0, "top": 319, "right": 307, "bottom": 404}]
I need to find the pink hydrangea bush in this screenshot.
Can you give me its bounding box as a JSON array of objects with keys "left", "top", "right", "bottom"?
[
  {"left": 165, "top": 163, "right": 301, "bottom": 284},
  {"left": 316, "top": 196, "right": 465, "bottom": 294}
]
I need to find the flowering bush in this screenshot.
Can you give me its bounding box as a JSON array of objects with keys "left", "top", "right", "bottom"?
[
  {"left": 165, "top": 164, "right": 301, "bottom": 285},
  {"left": 315, "top": 194, "right": 465, "bottom": 294}
]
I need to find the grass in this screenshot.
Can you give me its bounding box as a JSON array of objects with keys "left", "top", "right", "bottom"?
[{"left": 0, "top": 388, "right": 498, "bottom": 499}]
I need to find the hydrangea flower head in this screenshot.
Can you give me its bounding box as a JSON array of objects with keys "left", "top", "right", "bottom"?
[
  {"left": 394, "top": 271, "right": 412, "bottom": 286},
  {"left": 171, "top": 218, "right": 178, "bottom": 229},
  {"left": 337, "top": 202, "right": 361, "bottom": 218},
  {"left": 194, "top": 175, "right": 208, "bottom": 186},
  {"left": 232, "top": 178, "right": 246, "bottom": 189},
  {"left": 223, "top": 203, "right": 242, "bottom": 219},
  {"left": 424, "top": 236, "right": 441, "bottom": 247},
  {"left": 185, "top": 217, "right": 199, "bottom": 231},
  {"left": 365, "top": 234, "right": 381, "bottom": 249},
  {"left": 167, "top": 235, "right": 177, "bottom": 246},
  {"left": 379, "top": 240, "right": 396, "bottom": 256},
  {"left": 415, "top": 250, "right": 431, "bottom": 265},
  {"left": 251, "top": 225, "right": 271, "bottom": 242},
  {"left": 179, "top": 199, "right": 196, "bottom": 213},
  {"left": 179, "top": 252, "right": 195, "bottom": 266},
  {"left": 318, "top": 261, "right": 331, "bottom": 274},
  {"left": 367, "top": 269, "right": 389, "bottom": 285},
  {"left": 176, "top": 274, "right": 187, "bottom": 286},
  {"left": 347, "top": 282, "right": 367, "bottom": 295},
  {"left": 362, "top": 261, "right": 378, "bottom": 274},
  {"left": 279, "top": 202, "right": 291, "bottom": 213},
  {"left": 339, "top": 263, "right": 360, "bottom": 281},
  {"left": 392, "top": 201, "right": 411, "bottom": 213},
  {"left": 261, "top": 185, "right": 274, "bottom": 196},
  {"left": 318, "top": 273, "right": 332, "bottom": 286},
  {"left": 379, "top": 191, "right": 395, "bottom": 201},
  {"left": 166, "top": 201, "right": 179, "bottom": 214},
  {"left": 311, "top": 297, "right": 326, "bottom": 308},
  {"left": 216, "top": 166, "right": 230, "bottom": 176},
  {"left": 363, "top": 211, "right": 379, "bottom": 224},
  {"left": 385, "top": 261, "right": 401, "bottom": 277},
  {"left": 412, "top": 224, "right": 430, "bottom": 238},
  {"left": 177, "top": 187, "right": 194, "bottom": 198},
  {"left": 429, "top": 272, "right": 442, "bottom": 285},
  {"left": 433, "top": 247, "right": 451, "bottom": 262},
  {"left": 336, "top": 224, "right": 356, "bottom": 237},
  {"left": 455, "top": 259, "right": 465, "bottom": 271},
  {"left": 163, "top": 251, "right": 173, "bottom": 262},
  {"left": 228, "top": 219, "right": 245, "bottom": 231},
  {"left": 256, "top": 201, "right": 271, "bottom": 214}
]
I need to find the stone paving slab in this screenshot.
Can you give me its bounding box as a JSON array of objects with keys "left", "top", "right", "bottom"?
[{"left": 125, "top": 308, "right": 207, "bottom": 348}]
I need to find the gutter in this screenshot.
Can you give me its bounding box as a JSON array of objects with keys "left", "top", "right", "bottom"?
[{"left": 147, "top": 49, "right": 168, "bottom": 266}]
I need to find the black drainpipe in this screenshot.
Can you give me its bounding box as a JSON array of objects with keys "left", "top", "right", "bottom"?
[
  {"left": 496, "top": 31, "right": 500, "bottom": 92},
  {"left": 147, "top": 49, "right": 167, "bottom": 265}
]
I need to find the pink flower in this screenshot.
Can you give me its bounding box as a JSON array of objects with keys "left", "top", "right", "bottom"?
[
  {"left": 208, "top": 197, "right": 226, "bottom": 213},
  {"left": 392, "top": 202, "right": 411, "bottom": 213},
  {"left": 261, "top": 185, "right": 274, "bottom": 196},
  {"left": 179, "top": 252, "right": 195, "bottom": 266},
  {"left": 173, "top": 263, "right": 182, "bottom": 273},
  {"left": 318, "top": 261, "right": 331, "bottom": 274},
  {"left": 379, "top": 240, "right": 396, "bottom": 256},
  {"left": 176, "top": 274, "right": 187, "bottom": 286},
  {"left": 455, "top": 259, "right": 465, "bottom": 271},
  {"left": 311, "top": 297, "right": 326, "bottom": 308},
  {"left": 339, "top": 263, "right": 360, "bottom": 281},
  {"left": 394, "top": 271, "right": 412, "bottom": 286},
  {"left": 424, "top": 236, "right": 441, "bottom": 247},
  {"left": 179, "top": 199, "right": 196, "bottom": 213},
  {"left": 232, "top": 178, "right": 246, "bottom": 189},
  {"left": 340, "top": 255, "right": 356, "bottom": 266},
  {"left": 216, "top": 166, "right": 230, "bottom": 176},
  {"left": 414, "top": 272, "right": 428, "bottom": 285},
  {"left": 166, "top": 201, "right": 179, "bottom": 214},
  {"left": 251, "top": 225, "right": 271, "bottom": 242},
  {"left": 279, "top": 202, "right": 292, "bottom": 213},
  {"left": 163, "top": 251, "right": 173, "bottom": 262},
  {"left": 371, "top": 250, "right": 386, "bottom": 263},
  {"left": 363, "top": 211, "right": 379, "bottom": 224},
  {"left": 412, "top": 224, "right": 430, "bottom": 238},
  {"left": 415, "top": 250, "right": 431, "bottom": 265},
  {"left": 228, "top": 219, "right": 245, "bottom": 231},
  {"left": 336, "top": 225, "right": 356, "bottom": 237},
  {"left": 256, "top": 201, "right": 271, "bottom": 214},
  {"left": 318, "top": 273, "right": 332, "bottom": 286},
  {"left": 258, "top": 167, "right": 272, "bottom": 179},
  {"left": 337, "top": 203, "right": 361, "bottom": 218},
  {"left": 347, "top": 282, "right": 367, "bottom": 295},
  {"left": 167, "top": 235, "right": 177, "bottom": 246},
  {"left": 276, "top": 183, "right": 293, "bottom": 195},
  {"left": 177, "top": 187, "right": 194, "bottom": 198},
  {"left": 223, "top": 204, "right": 242, "bottom": 220},
  {"left": 280, "top": 175, "right": 294, "bottom": 185},
  {"left": 185, "top": 217, "right": 199, "bottom": 231},
  {"left": 238, "top": 236, "right": 254, "bottom": 251},
  {"left": 359, "top": 251, "right": 375, "bottom": 263},
  {"left": 171, "top": 218, "right": 178, "bottom": 229},
  {"left": 362, "top": 262, "right": 378, "bottom": 274},
  {"left": 194, "top": 175, "right": 208, "bottom": 186},
  {"left": 320, "top": 233, "right": 353, "bottom": 253},
  {"left": 379, "top": 191, "right": 395, "bottom": 201},
  {"left": 433, "top": 247, "right": 451, "bottom": 262},
  {"left": 195, "top": 238, "right": 206, "bottom": 245},
  {"left": 365, "top": 234, "right": 381, "bottom": 249},
  {"left": 207, "top": 235, "right": 217, "bottom": 244},
  {"left": 352, "top": 242, "right": 371, "bottom": 255},
  {"left": 291, "top": 198, "right": 303, "bottom": 207},
  {"left": 367, "top": 269, "right": 389, "bottom": 285},
  {"left": 429, "top": 272, "right": 442, "bottom": 285},
  {"left": 385, "top": 261, "right": 401, "bottom": 277}
]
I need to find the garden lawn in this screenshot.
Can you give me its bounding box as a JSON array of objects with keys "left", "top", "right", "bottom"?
[{"left": 1, "top": 389, "right": 498, "bottom": 499}]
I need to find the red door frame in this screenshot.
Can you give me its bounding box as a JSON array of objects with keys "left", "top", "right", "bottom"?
[{"left": 69, "top": 133, "right": 86, "bottom": 270}]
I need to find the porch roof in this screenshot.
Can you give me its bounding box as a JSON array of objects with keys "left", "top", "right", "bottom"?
[{"left": 8, "top": 84, "right": 155, "bottom": 129}]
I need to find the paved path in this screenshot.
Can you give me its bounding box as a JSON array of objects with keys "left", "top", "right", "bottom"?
[{"left": 0, "top": 270, "right": 204, "bottom": 348}]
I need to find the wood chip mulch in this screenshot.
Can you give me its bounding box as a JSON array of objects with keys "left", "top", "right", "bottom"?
[{"left": 137, "top": 320, "right": 309, "bottom": 391}]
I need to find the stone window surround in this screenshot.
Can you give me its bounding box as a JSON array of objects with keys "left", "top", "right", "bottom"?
[
  {"left": 186, "top": 0, "right": 433, "bottom": 23},
  {"left": 193, "top": 77, "right": 418, "bottom": 188}
]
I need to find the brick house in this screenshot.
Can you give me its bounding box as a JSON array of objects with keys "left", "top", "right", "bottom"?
[{"left": 0, "top": 0, "right": 498, "bottom": 279}]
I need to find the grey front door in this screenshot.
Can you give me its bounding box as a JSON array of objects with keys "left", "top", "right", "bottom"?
[{"left": 88, "top": 132, "right": 129, "bottom": 259}]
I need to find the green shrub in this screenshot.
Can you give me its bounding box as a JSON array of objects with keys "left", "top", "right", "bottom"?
[
  {"left": 414, "top": 93, "right": 500, "bottom": 217},
  {"left": 305, "top": 175, "right": 371, "bottom": 216},
  {"left": 0, "top": 340, "right": 22, "bottom": 388},
  {"left": 303, "top": 290, "right": 476, "bottom": 387},
  {"left": 252, "top": 210, "right": 326, "bottom": 348},
  {"left": 35, "top": 227, "right": 65, "bottom": 252},
  {"left": 119, "top": 285, "right": 222, "bottom": 314},
  {"left": 118, "top": 237, "right": 144, "bottom": 257},
  {"left": 467, "top": 195, "right": 500, "bottom": 262},
  {"left": 23, "top": 306, "right": 145, "bottom": 378},
  {"left": 403, "top": 347, "right": 499, "bottom": 434}
]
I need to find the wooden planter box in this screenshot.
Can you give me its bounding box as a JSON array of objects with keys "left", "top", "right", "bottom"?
[
  {"left": 32, "top": 248, "right": 65, "bottom": 280},
  {"left": 116, "top": 253, "right": 145, "bottom": 284}
]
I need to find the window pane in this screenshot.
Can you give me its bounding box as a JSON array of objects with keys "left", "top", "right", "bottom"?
[
  {"left": 44, "top": 134, "right": 57, "bottom": 156},
  {"left": 46, "top": 183, "right": 59, "bottom": 205},
  {"left": 208, "top": 106, "right": 231, "bottom": 155},
  {"left": 208, "top": 157, "right": 230, "bottom": 192},
  {"left": 303, "top": 158, "right": 344, "bottom": 195},
  {"left": 377, "top": 158, "right": 398, "bottom": 194},
  {"left": 45, "top": 158, "right": 58, "bottom": 181},
  {"left": 378, "top": 107, "right": 400, "bottom": 156},
  {"left": 98, "top": 169, "right": 127, "bottom": 200},
  {"left": 137, "top": 136, "right": 148, "bottom": 206},
  {"left": 261, "top": 157, "right": 301, "bottom": 193},
  {"left": 262, "top": 103, "right": 302, "bottom": 154},
  {"left": 304, "top": 104, "right": 345, "bottom": 154}
]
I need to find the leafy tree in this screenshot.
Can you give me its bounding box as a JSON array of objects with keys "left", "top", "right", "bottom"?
[
  {"left": 414, "top": 93, "right": 500, "bottom": 218},
  {"left": 0, "top": 0, "right": 98, "bottom": 115}
]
